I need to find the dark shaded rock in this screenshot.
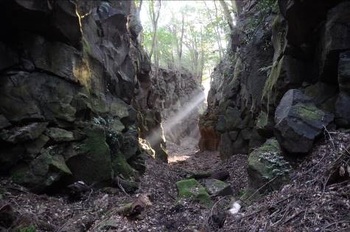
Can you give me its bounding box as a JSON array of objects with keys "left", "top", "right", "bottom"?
[
  {"left": 0, "top": 42, "right": 18, "bottom": 71},
  {"left": 218, "top": 132, "right": 234, "bottom": 159},
  {"left": 248, "top": 138, "right": 291, "bottom": 194},
  {"left": 67, "top": 181, "right": 91, "bottom": 201},
  {"left": 27, "top": 35, "right": 80, "bottom": 83},
  {"left": 0, "top": 72, "right": 76, "bottom": 123},
  {"left": 319, "top": 1, "right": 350, "bottom": 83},
  {"left": 112, "top": 176, "right": 139, "bottom": 194},
  {"left": 275, "top": 89, "right": 334, "bottom": 154},
  {"left": 283, "top": 0, "right": 343, "bottom": 47},
  {"left": 45, "top": 128, "right": 74, "bottom": 142},
  {"left": 0, "top": 122, "right": 48, "bottom": 144},
  {"left": 24, "top": 134, "right": 49, "bottom": 156},
  {"left": 216, "top": 107, "right": 242, "bottom": 132},
  {"left": 203, "top": 179, "right": 233, "bottom": 197},
  {"left": 11, "top": 149, "right": 72, "bottom": 192},
  {"left": 210, "top": 170, "right": 230, "bottom": 181},
  {"left": 304, "top": 82, "right": 338, "bottom": 112},
  {"left": 335, "top": 92, "right": 350, "bottom": 128},
  {"left": 338, "top": 50, "right": 350, "bottom": 93},
  {"left": 66, "top": 125, "right": 112, "bottom": 185},
  {"left": 221, "top": 132, "right": 248, "bottom": 158},
  {"left": 0, "top": 115, "right": 11, "bottom": 130},
  {"left": 0, "top": 145, "right": 25, "bottom": 173},
  {"left": 256, "top": 111, "right": 274, "bottom": 138}
]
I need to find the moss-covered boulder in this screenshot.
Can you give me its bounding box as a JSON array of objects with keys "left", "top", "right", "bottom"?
[
  {"left": 11, "top": 149, "right": 72, "bottom": 192},
  {"left": 275, "top": 89, "right": 334, "bottom": 154},
  {"left": 248, "top": 139, "right": 291, "bottom": 195},
  {"left": 66, "top": 125, "right": 112, "bottom": 185},
  {"left": 176, "top": 178, "right": 212, "bottom": 207}
]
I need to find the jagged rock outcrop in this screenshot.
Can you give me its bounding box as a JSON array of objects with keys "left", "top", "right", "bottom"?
[
  {"left": 0, "top": 0, "right": 148, "bottom": 192},
  {"left": 201, "top": 0, "right": 350, "bottom": 157}
]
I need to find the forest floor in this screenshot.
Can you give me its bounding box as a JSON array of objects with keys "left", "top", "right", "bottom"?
[{"left": 1, "top": 131, "right": 350, "bottom": 232}]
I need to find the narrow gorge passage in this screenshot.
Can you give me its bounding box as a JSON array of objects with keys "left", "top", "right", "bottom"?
[{"left": 1, "top": 0, "right": 350, "bottom": 231}]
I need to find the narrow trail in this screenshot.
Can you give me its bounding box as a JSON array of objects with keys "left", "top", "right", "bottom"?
[{"left": 0, "top": 137, "right": 249, "bottom": 232}]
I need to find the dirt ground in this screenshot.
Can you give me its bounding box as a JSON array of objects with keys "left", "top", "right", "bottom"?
[{"left": 1, "top": 131, "right": 350, "bottom": 232}]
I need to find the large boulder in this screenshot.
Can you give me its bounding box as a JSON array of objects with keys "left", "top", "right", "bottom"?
[
  {"left": 275, "top": 89, "right": 334, "bottom": 154},
  {"left": 11, "top": 148, "right": 73, "bottom": 192},
  {"left": 248, "top": 138, "right": 291, "bottom": 194},
  {"left": 66, "top": 125, "right": 112, "bottom": 185}
]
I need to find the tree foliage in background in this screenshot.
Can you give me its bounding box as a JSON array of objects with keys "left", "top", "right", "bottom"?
[{"left": 140, "top": 0, "right": 236, "bottom": 83}]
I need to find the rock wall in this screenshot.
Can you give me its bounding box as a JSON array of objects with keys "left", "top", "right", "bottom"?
[
  {"left": 0, "top": 0, "right": 149, "bottom": 192},
  {"left": 136, "top": 66, "right": 205, "bottom": 158},
  {"left": 154, "top": 68, "right": 204, "bottom": 145},
  {"left": 200, "top": 0, "right": 350, "bottom": 194}
]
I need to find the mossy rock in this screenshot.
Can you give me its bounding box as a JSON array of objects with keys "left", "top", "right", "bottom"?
[
  {"left": 176, "top": 178, "right": 212, "bottom": 207},
  {"left": 248, "top": 138, "right": 291, "bottom": 194},
  {"left": 275, "top": 89, "right": 334, "bottom": 153},
  {"left": 66, "top": 125, "right": 112, "bottom": 184},
  {"left": 112, "top": 153, "right": 138, "bottom": 179},
  {"left": 11, "top": 149, "right": 72, "bottom": 192}
]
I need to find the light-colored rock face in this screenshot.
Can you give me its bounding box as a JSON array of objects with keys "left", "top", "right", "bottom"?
[
  {"left": 153, "top": 68, "right": 204, "bottom": 145},
  {"left": 136, "top": 66, "right": 205, "bottom": 160},
  {"left": 0, "top": 0, "right": 148, "bottom": 192}
]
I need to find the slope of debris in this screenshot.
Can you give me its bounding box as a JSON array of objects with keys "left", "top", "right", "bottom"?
[
  {"left": 1, "top": 132, "right": 349, "bottom": 231},
  {"left": 222, "top": 130, "right": 350, "bottom": 232}
]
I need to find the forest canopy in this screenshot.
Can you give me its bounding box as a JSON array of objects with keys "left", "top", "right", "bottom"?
[{"left": 139, "top": 0, "right": 237, "bottom": 83}]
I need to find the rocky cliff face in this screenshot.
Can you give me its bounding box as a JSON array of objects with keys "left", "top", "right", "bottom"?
[
  {"left": 200, "top": 0, "right": 350, "bottom": 193},
  {"left": 153, "top": 68, "right": 204, "bottom": 145},
  {"left": 136, "top": 67, "right": 205, "bottom": 161},
  {"left": 201, "top": 0, "right": 350, "bottom": 156},
  {"left": 0, "top": 0, "right": 149, "bottom": 192}
]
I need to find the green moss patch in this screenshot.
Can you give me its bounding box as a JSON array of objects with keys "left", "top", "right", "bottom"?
[
  {"left": 176, "top": 179, "right": 212, "bottom": 207},
  {"left": 248, "top": 139, "right": 291, "bottom": 194}
]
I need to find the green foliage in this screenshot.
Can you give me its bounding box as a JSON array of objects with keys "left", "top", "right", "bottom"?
[
  {"left": 245, "top": 0, "right": 278, "bottom": 43},
  {"left": 18, "top": 225, "right": 36, "bottom": 232},
  {"left": 261, "top": 15, "right": 287, "bottom": 108},
  {"left": 141, "top": 1, "right": 230, "bottom": 79},
  {"left": 82, "top": 36, "right": 92, "bottom": 56},
  {"left": 258, "top": 0, "right": 278, "bottom": 13}
]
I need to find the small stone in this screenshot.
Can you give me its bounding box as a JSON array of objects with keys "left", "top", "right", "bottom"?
[{"left": 203, "top": 179, "right": 233, "bottom": 196}]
